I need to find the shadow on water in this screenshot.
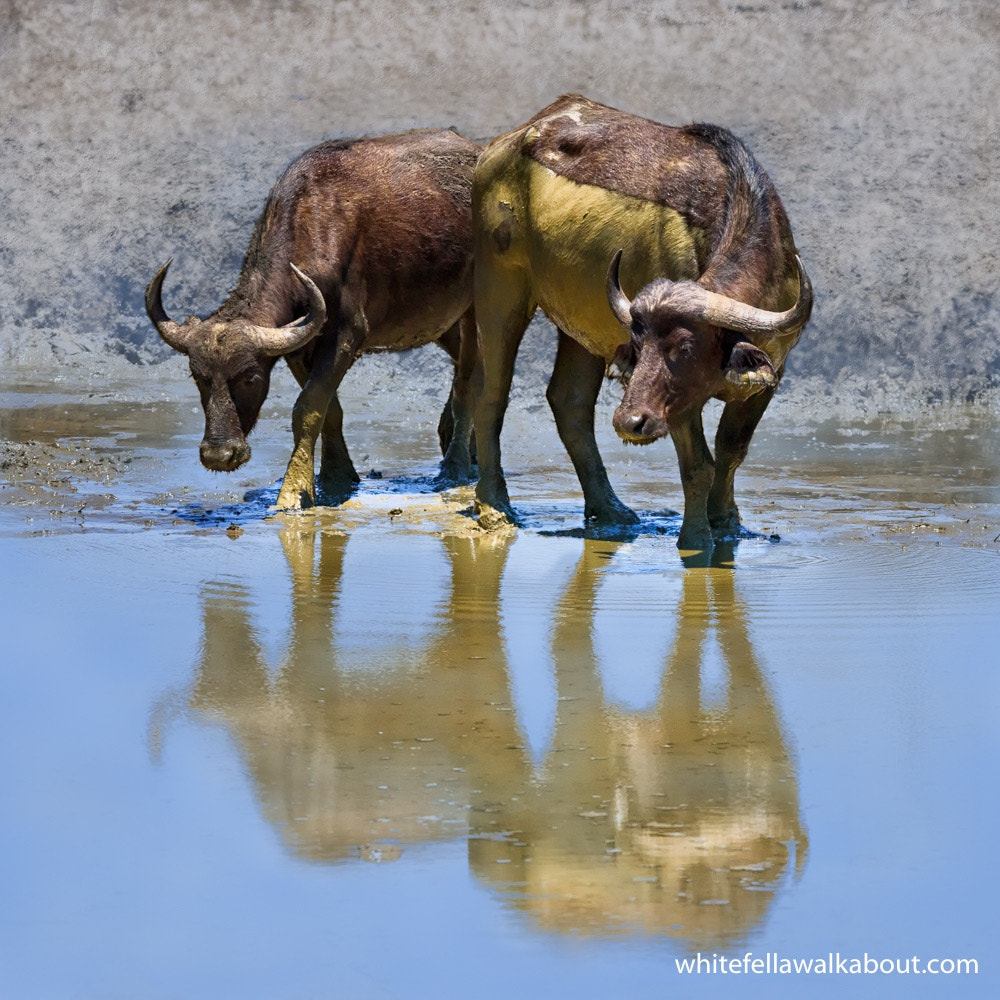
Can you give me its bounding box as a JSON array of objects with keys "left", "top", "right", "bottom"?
[{"left": 153, "top": 519, "right": 806, "bottom": 949}]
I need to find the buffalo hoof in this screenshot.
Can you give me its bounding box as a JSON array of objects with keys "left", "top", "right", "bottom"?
[
  {"left": 316, "top": 471, "right": 361, "bottom": 506},
  {"left": 474, "top": 499, "right": 519, "bottom": 532},
  {"left": 709, "top": 506, "right": 742, "bottom": 538},
  {"left": 583, "top": 499, "right": 640, "bottom": 527},
  {"left": 435, "top": 459, "right": 475, "bottom": 488},
  {"left": 677, "top": 521, "right": 714, "bottom": 554},
  {"left": 274, "top": 484, "right": 314, "bottom": 510},
  {"left": 317, "top": 466, "right": 361, "bottom": 489}
]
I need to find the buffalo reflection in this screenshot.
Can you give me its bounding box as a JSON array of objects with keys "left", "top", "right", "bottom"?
[
  {"left": 186, "top": 525, "right": 524, "bottom": 862},
  {"left": 168, "top": 519, "right": 805, "bottom": 945},
  {"left": 470, "top": 543, "right": 807, "bottom": 946}
]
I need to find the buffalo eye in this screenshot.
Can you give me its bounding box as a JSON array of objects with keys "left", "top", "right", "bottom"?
[
  {"left": 231, "top": 370, "right": 264, "bottom": 393},
  {"left": 666, "top": 339, "right": 694, "bottom": 364}
]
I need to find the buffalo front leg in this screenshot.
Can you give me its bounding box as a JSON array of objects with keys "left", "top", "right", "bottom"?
[
  {"left": 473, "top": 268, "right": 534, "bottom": 529},
  {"left": 547, "top": 330, "right": 638, "bottom": 526},
  {"left": 436, "top": 307, "right": 478, "bottom": 484},
  {"left": 275, "top": 314, "right": 367, "bottom": 510},
  {"left": 708, "top": 386, "right": 775, "bottom": 536},
  {"left": 285, "top": 352, "right": 360, "bottom": 498},
  {"left": 669, "top": 410, "right": 716, "bottom": 552}
]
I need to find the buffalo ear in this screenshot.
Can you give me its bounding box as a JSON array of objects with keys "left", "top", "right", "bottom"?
[
  {"left": 606, "top": 339, "right": 637, "bottom": 385},
  {"left": 723, "top": 340, "right": 778, "bottom": 396}
]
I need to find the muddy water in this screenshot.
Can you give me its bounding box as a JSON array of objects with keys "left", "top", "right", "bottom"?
[{"left": 1, "top": 374, "right": 998, "bottom": 999}]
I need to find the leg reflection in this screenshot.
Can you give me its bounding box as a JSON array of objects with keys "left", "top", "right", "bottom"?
[
  {"left": 165, "top": 525, "right": 805, "bottom": 947},
  {"left": 469, "top": 543, "right": 807, "bottom": 947},
  {"left": 182, "top": 523, "right": 525, "bottom": 864}
]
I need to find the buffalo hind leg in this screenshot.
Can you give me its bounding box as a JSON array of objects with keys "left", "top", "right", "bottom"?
[
  {"left": 547, "top": 330, "right": 638, "bottom": 526},
  {"left": 669, "top": 410, "right": 716, "bottom": 551},
  {"left": 708, "top": 386, "right": 775, "bottom": 537},
  {"left": 435, "top": 321, "right": 460, "bottom": 458},
  {"left": 316, "top": 393, "right": 360, "bottom": 500},
  {"left": 435, "top": 317, "right": 477, "bottom": 469},
  {"left": 473, "top": 268, "right": 534, "bottom": 529},
  {"left": 435, "top": 307, "right": 478, "bottom": 484}
]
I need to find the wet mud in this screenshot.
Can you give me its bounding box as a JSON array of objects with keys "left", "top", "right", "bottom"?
[{"left": 2, "top": 370, "right": 997, "bottom": 549}]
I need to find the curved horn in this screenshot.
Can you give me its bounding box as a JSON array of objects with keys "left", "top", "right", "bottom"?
[
  {"left": 606, "top": 249, "right": 634, "bottom": 327},
  {"left": 667, "top": 255, "right": 813, "bottom": 336},
  {"left": 145, "top": 259, "right": 194, "bottom": 354},
  {"left": 247, "top": 264, "right": 328, "bottom": 357}
]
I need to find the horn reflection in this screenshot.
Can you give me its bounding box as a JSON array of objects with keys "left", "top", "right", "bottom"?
[{"left": 175, "top": 523, "right": 805, "bottom": 947}]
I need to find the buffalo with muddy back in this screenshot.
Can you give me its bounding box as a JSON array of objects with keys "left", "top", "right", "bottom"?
[
  {"left": 472, "top": 95, "right": 812, "bottom": 551},
  {"left": 147, "top": 129, "right": 480, "bottom": 509}
]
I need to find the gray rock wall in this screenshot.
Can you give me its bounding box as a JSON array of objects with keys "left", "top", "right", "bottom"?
[{"left": 1, "top": 0, "right": 997, "bottom": 404}]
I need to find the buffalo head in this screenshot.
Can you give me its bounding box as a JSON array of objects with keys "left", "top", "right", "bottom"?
[
  {"left": 605, "top": 250, "right": 812, "bottom": 444},
  {"left": 146, "top": 261, "right": 326, "bottom": 471}
]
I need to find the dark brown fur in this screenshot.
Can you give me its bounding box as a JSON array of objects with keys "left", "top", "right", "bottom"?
[
  {"left": 149, "top": 129, "right": 481, "bottom": 508},
  {"left": 523, "top": 97, "right": 728, "bottom": 231}
]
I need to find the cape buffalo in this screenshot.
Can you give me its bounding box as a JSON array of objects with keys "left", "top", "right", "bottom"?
[
  {"left": 472, "top": 95, "right": 812, "bottom": 550},
  {"left": 146, "top": 129, "right": 480, "bottom": 509}
]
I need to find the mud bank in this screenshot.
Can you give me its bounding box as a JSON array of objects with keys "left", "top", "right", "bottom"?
[{"left": 2, "top": 369, "right": 997, "bottom": 551}]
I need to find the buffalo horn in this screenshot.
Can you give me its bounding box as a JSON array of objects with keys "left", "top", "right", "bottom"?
[
  {"left": 663, "top": 256, "right": 813, "bottom": 336},
  {"left": 146, "top": 259, "right": 194, "bottom": 354},
  {"left": 606, "top": 249, "right": 633, "bottom": 327},
  {"left": 606, "top": 253, "right": 813, "bottom": 337},
  {"left": 247, "top": 264, "right": 328, "bottom": 357}
]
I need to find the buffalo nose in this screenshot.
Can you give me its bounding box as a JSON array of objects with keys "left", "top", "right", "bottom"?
[
  {"left": 618, "top": 412, "right": 648, "bottom": 436},
  {"left": 613, "top": 407, "right": 662, "bottom": 444},
  {"left": 200, "top": 439, "right": 250, "bottom": 471}
]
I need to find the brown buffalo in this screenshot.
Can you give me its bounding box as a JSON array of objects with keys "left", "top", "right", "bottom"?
[
  {"left": 473, "top": 95, "right": 812, "bottom": 550},
  {"left": 146, "top": 129, "right": 480, "bottom": 509}
]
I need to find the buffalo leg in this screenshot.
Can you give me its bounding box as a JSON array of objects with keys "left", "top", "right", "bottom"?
[
  {"left": 276, "top": 310, "right": 368, "bottom": 509},
  {"left": 436, "top": 306, "right": 478, "bottom": 484},
  {"left": 547, "top": 330, "right": 638, "bottom": 526},
  {"left": 473, "top": 269, "right": 534, "bottom": 528},
  {"left": 316, "top": 393, "right": 360, "bottom": 497},
  {"left": 669, "top": 411, "right": 715, "bottom": 551},
  {"left": 708, "top": 386, "right": 775, "bottom": 536},
  {"left": 435, "top": 322, "right": 460, "bottom": 456},
  {"left": 284, "top": 354, "right": 360, "bottom": 498}
]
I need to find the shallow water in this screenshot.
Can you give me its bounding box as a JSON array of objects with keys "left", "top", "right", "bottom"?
[{"left": 1, "top": 376, "right": 998, "bottom": 998}]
